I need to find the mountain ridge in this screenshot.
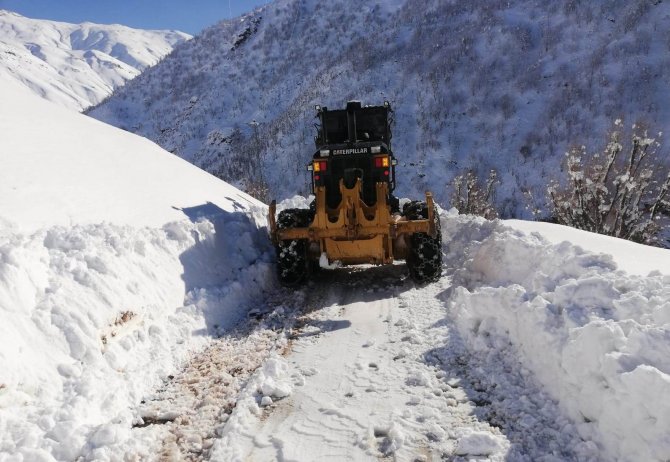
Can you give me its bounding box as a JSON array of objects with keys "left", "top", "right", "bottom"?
[
  {"left": 0, "top": 9, "right": 191, "bottom": 110},
  {"left": 89, "top": 0, "right": 670, "bottom": 217}
]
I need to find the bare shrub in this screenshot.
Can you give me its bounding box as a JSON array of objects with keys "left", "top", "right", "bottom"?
[
  {"left": 451, "top": 170, "right": 500, "bottom": 219},
  {"left": 548, "top": 120, "right": 670, "bottom": 245},
  {"left": 244, "top": 177, "right": 271, "bottom": 204}
]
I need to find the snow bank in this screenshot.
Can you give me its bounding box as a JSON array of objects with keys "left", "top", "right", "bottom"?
[
  {"left": 506, "top": 219, "right": 670, "bottom": 277},
  {"left": 0, "top": 77, "right": 274, "bottom": 460},
  {"left": 442, "top": 210, "right": 670, "bottom": 461},
  {"left": 0, "top": 220, "right": 273, "bottom": 460}
]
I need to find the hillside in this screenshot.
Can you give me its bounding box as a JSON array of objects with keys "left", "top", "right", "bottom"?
[
  {"left": 89, "top": 0, "right": 670, "bottom": 216},
  {"left": 0, "top": 10, "right": 190, "bottom": 111}
]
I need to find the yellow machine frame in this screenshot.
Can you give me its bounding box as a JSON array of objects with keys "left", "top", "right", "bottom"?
[{"left": 269, "top": 179, "right": 437, "bottom": 266}]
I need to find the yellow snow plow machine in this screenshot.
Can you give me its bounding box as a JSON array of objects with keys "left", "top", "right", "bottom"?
[{"left": 268, "top": 101, "right": 442, "bottom": 285}]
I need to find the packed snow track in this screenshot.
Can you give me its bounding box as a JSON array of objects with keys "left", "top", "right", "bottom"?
[
  {"left": 102, "top": 263, "right": 601, "bottom": 462},
  {"left": 216, "top": 266, "right": 599, "bottom": 461}
]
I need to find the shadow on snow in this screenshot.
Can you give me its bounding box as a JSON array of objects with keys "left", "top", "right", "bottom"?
[
  {"left": 423, "top": 285, "right": 592, "bottom": 461},
  {"left": 173, "top": 201, "right": 275, "bottom": 335}
]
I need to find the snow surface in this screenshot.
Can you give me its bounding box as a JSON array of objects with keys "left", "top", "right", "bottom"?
[
  {"left": 2, "top": 70, "right": 670, "bottom": 460},
  {"left": 212, "top": 275, "right": 516, "bottom": 461},
  {"left": 506, "top": 219, "right": 670, "bottom": 277},
  {"left": 0, "top": 75, "right": 255, "bottom": 231},
  {"left": 0, "top": 9, "right": 190, "bottom": 111},
  {"left": 443, "top": 210, "right": 670, "bottom": 461},
  {"left": 0, "top": 76, "right": 274, "bottom": 460}
]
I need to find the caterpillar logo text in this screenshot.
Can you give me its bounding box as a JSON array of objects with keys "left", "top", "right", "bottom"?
[{"left": 332, "top": 148, "right": 369, "bottom": 155}]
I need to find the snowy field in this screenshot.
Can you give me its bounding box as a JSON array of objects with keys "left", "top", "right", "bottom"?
[{"left": 2, "top": 74, "right": 670, "bottom": 461}]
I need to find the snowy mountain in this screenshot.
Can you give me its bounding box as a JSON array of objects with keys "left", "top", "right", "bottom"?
[
  {"left": 0, "top": 10, "right": 191, "bottom": 111},
  {"left": 89, "top": 0, "right": 670, "bottom": 216},
  {"left": 3, "top": 76, "right": 670, "bottom": 459}
]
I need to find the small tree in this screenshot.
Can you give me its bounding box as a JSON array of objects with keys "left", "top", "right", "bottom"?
[
  {"left": 548, "top": 120, "right": 670, "bottom": 245},
  {"left": 451, "top": 169, "right": 500, "bottom": 219}
]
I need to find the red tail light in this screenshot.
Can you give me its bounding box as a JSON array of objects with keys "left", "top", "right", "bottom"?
[{"left": 313, "top": 160, "right": 328, "bottom": 172}]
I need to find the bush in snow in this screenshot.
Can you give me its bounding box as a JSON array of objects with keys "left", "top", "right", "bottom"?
[
  {"left": 245, "top": 176, "right": 271, "bottom": 204},
  {"left": 450, "top": 169, "right": 500, "bottom": 219},
  {"left": 548, "top": 120, "right": 670, "bottom": 245}
]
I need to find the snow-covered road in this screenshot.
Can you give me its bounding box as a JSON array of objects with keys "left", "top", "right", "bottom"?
[
  {"left": 118, "top": 265, "right": 597, "bottom": 462},
  {"left": 231, "top": 268, "right": 428, "bottom": 461},
  {"left": 237, "top": 267, "right": 600, "bottom": 461}
]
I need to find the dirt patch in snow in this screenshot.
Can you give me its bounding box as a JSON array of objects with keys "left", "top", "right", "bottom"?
[
  {"left": 125, "top": 290, "right": 304, "bottom": 461},
  {"left": 100, "top": 310, "right": 138, "bottom": 346}
]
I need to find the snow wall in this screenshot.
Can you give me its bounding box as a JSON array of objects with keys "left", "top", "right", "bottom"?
[{"left": 442, "top": 210, "right": 670, "bottom": 462}]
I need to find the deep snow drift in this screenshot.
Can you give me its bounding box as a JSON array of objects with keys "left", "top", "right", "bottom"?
[
  {"left": 0, "top": 9, "right": 190, "bottom": 111},
  {"left": 0, "top": 76, "right": 273, "bottom": 460},
  {"left": 443, "top": 211, "right": 670, "bottom": 461}
]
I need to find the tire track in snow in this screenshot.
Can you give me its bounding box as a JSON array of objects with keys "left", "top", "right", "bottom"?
[
  {"left": 114, "top": 263, "right": 602, "bottom": 461},
  {"left": 219, "top": 265, "right": 601, "bottom": 461},
  {"left": 221, "top": 265, "right": 496, "bottom": 460}
]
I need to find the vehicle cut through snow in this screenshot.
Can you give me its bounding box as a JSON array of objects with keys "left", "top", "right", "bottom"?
[{"left": 269, "top": 101, "right": 442, "bottom": 284}]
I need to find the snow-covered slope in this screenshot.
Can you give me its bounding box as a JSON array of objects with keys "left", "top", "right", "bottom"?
[
  {"left": 0, "top": 10, "right": 191, "bottom": 111},
  {"left": 506, "top": 219, "right": 670, "bottom": 277},
  {"left": 0, "top": 75, "right": 273, "bottom": 460},
  {"left": 89, "top": 0, "right": 670, "bottom": 215}
]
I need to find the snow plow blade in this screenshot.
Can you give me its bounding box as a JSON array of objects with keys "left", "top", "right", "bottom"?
[{"left": 269, "top": 179, "right": 437, "bottom": 266}]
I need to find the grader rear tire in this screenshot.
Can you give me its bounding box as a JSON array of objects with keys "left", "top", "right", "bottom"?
[{"left": 403, "top": 201, "right": 442, "bottom": 283}]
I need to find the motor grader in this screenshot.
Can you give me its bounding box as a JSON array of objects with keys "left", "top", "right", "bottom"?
[{"left": 268, "top": 101, "right": 442, "bottom": 285}]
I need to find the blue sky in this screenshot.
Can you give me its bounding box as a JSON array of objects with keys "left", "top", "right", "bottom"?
[{"left": 0, "top": 0, "right": 271, "bottom": 34}]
